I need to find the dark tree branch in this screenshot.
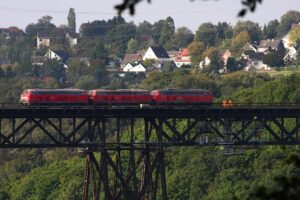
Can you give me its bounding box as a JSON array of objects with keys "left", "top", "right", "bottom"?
[
  {"left": 238, "top": 0, "right": 263, "bottom": 17},
  {"left": 115, "top": 0, "right": 263, "bottom": 16}
]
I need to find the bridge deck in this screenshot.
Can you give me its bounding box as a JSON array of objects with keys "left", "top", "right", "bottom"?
[{"left": 0, "top": 106, "right": 299, "bottom": 118}]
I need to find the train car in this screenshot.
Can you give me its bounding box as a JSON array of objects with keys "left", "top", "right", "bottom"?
[
  {"left": 20, "top": 88, "right": 89, "bottom": 105},
  {"left": 151, "top": 89, "right": 213, "bottom": 105},
  {"left": 89, "top": 89, "right": 153, "bottom": 105}
]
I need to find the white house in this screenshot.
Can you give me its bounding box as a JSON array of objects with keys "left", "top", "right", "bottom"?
[
  {"left": 242, "top": 43, "right": 258, "bottom": 52},
  {"left": 143, "top": 46, "right": 170, "bottom": 62},
  {"left": 37, "top": 33, "right": 51, "bottom": 49},
  {"left": 121, "top": 54, "right": 143, "bottom": 69},
  {"left": 199, "top": 56, "right": 211, "bottom": 70},
  {"left": 257, "top": 39, "right": 285, "bottom": 55},
  {"left": 123, "top": 63, "right": 134, "bottom": 72},
  {"left": 44, "top": 49, "right": 69, "bottom": 68},
  {"left": 281, "top": 23, "right": 300, "bottom": 50},
  {"left": 123, "top": 63, "right": 146, "bottom": 73},
  {"left": 244, "top": 59, "right": 271, "bottom": 71},
  {"left": 281, "top": 33, "right": 291, "bottom": 50},
  {"left": 66, "top": 32, "right": 78, "bottom": 47},
  {"left": 283, "top": 46, "right": 298, "bottom": 64}
]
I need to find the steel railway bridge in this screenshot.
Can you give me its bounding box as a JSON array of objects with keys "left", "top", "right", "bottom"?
[{"left": 1, "top": 105, "right": 300, "bottom": 199}]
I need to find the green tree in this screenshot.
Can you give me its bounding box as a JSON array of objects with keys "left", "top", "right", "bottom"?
[
  {"left": 75, "top": 75, "right": 97, "bottom": 89},
  {"left": 79, "top": 20, "right": 108, "bottom": 37},
  {"left": 67, "top": 8, "right": 76, "bottom": 33},
  {"left": 136, "top": 21, "right": 153, "bottom": 37},
  {"left": 278, "top": 10, "right": 300, "bottom": 36},
  {"left": 216, "top": 22, "right": 233, "bottom": 42},
  {"left": 152, "top": 20, "right": 165, "bottom": 43},
  {"left": 127, "top": 38, "right": 139, "bottom": 53},
  {"left": 66, "top": 58, "right": 88, "bottom": 82},
  {"left": 233, "top": 20, "right": 262, "bottom": 43},
  {"left": 288, "top": 27, "right": 300, "bottom": 47},
  {"left": 159, "top": 16, "right": 175, "bottom": 48},
  {"left": 143, "top": 59, "right": 155, "bottom": 68},
  {"left": 90, "top": 41, "right": 109, "bottom": 61},
  {"left": 230, "top": 31, "right": 251, "bottom": 55},
  {"left": 25, "top": 15, "right": 56, "bottom": 43},
  {"left": 262, "top": 19, "right": 279, "bottom": 39},
  {"left": 41, "top": 59, "right": 66, "bottom": 81},
  {"left": 188, "top": 41, "right": 206, "bottom": 67},
  {"left": 202, "top": 47, "right": 222, "bottom": 73},
  {"left": 296, "top": 48, "right": 300, "bottom": 65},
  {"left": 262, "top": 50, "right": 284, "bottom": 67},
  {"left": 105, "top": 21, "right": 136, "bottom": 57},
  {"left": 171, "top": 27, "right": 194, "bottom": 50},
  {"left": 195, "top": 23, "right": 217, "bottom": 47},
  {"left": 226, "top": 57, "right": 237, "bottom": 72}
]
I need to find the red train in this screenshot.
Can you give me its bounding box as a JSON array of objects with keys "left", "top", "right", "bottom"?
[{"left": 20, "top": 88, "right": 213, "bottom": 106}]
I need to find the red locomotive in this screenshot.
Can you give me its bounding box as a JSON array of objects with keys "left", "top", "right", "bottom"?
[
  {"left": 20, "top": 88, "right": 213, "bottom": 106},
  {"left": 88, "top": 89, "right": 153, "bottom": 105},
  {"left": 20, "top": 88, "right": 89, "bottom": 105},
  {"left": 151, "top": 89, "right": 213, "bottom": 105}
]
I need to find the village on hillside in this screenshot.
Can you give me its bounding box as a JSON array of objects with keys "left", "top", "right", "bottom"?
[{"left": 1, "top": 11, "right": 300, "bottom": 85}]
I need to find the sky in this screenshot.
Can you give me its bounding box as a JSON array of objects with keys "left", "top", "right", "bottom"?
[{"left": 1, "top": 0, "right": 300, "bottom": 32}]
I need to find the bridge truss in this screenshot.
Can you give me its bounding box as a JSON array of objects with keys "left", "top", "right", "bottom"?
[{"left": 0, "top": 106, "right": 300, "bottom": 199}]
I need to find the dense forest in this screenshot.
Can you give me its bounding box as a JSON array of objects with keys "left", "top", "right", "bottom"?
[{"left": 1, "top": 9, "right": 300, "bottom": 200}]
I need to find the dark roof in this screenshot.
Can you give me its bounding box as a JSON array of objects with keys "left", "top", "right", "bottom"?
[
  {"left": 150, "top": 46, "right": 169, "bottom": 58},
  {"left": 121, "top": 54, "right": 143, "bottom": 65},
  {"left": 247, "top": 52, "right": 264, "bottom": 60},
  {"left": 0, "top": 27, "right": 24, "bottom": 36},
  {"left": 258, "top": 39, "right": 282, "bottom": 49},
  {"left": 52, "top": 50, "right": 69, "bottom": 62},
  {"left": 37, "top": 32, "right": 51, "bottom": 38}
]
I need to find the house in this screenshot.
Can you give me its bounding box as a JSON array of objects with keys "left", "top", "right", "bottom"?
[
  {"left": 44, "top": 49, "right": 69, "bottom": 68},
  {"left": 199, "top": 56, "right": 211, "bottom": 70},
  {"left": 0, "top": 27, "right": 24, "bottom": 39},
  {"left": 257, "top": 39, "right": 285, "bottom": 55},
  {"left": 220, "top": 49, "right": 232, "bottom": 66},
  {"left": 167, "top": 50, "right": 180, "bottom": 61},
  {"left": 283, "top": 45, "right": 299, "bottom": 64},
  {"left": 31, "top": 56, "right": 48, "bottom": 66},
  {"left": 37, "top": 33, "right": 51, "bottom": 49},
  {"left": 66, "top": 32, "right": 78, "bottom": 47},
  {"left": 243, "top": 52, "right": 271, "bottom": 71},
  {"left": 143, "top": 46, "right": 170, "bottom": 62},
  {"left": 242, "top": 43, "right": 258, "bottom": 52},
  {"left": 123, "top": 63, "right": 146, "bottom": 73},
  {"left": 174, "top": 48, "right": 191, "bottom": 67},
  {"left": 121, "top": 54, "right": 143, "bottom": 69},
  {"left": 123, "top": 63, "right": 134, "bottom": 71},
  {"left": 282, "top": 23, "right": 300, "bottom": 49}
]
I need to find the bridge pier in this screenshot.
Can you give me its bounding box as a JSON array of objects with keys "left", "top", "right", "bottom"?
[{"left": 81, "top": 118, "right": 168, "bottom": 200}]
